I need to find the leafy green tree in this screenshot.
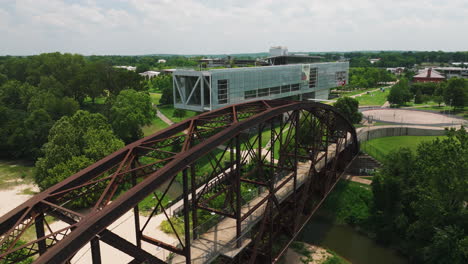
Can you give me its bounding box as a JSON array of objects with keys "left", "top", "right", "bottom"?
[
  {"left": 348, "top": 67, "right": 396, "bottom": 89},
  {"left": 108, "top": 68, "right": 145, "bottom": 96},
  {"left": 35, "top": 110, "right": 124, "bottom": 191},
  {"left": 136, "top": 63, "right": 151, "bottom": 73},
  {"left": 387, "top": 79, "right": 412, "bottom": 106},
  {"left": 28, "top": 92, "right": 79, "bottom": 120},
  {"left": 444, "top": 78, "right": 467, "bottom": 109},
  {"left": 173, "top": 108, "right": 186, "bottom": 118},
  {"left": 414, "top": 89, "right": 423, "bottom": 104},
  {"left": 0, "top": 73, "right": 7, "bottom": 86},
  {"left": 433, "top": 95, "right": 444, "bottom": 107},
  {"left": 38, "top": 76, "right": 65, "bottom": 97},
  {"left": 110, "top": 89, "right": 155, "bottom": 143},
  {"left": 371, "top": 127, "right": 468, "bottom": 263},
  {"left": 151, "top": 75, "right": 173, "bottom": 105},
  {"left": 333, "top": 97, "right": 362, "bottom": 124},
  {"left": 0, "top": 80, "right": 36, "bottom": 110},
  {"left": 11, "top": 109, "right": 54, "bottom": 159}
]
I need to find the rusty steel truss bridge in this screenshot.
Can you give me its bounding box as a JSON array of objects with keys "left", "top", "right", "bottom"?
[{"left": 0, "top": 100, "right": 358, "bottom": 264}]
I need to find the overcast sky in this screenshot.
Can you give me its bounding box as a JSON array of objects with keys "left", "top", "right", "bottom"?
[{"left": 1, "top": 0, "right": 467, "bottom": 55}]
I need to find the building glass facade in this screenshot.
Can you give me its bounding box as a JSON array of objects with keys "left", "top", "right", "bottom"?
[{"left": 173, "top": 61, "right": 349, "bottom": 111}]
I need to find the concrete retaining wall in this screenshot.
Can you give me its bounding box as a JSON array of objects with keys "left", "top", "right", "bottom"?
[{"left": 357, "top": 126, "right": 447, "bottom": 143}]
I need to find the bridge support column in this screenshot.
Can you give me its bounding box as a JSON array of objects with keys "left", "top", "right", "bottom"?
[
  {"left": 293, "top": 110, "right": 299, "bottom": 231},
  {"left": 182, "top": 168, "right": 191, "bottom": 264},
  {"left": 190, "top": 164, "right": 198, "bottom": 240},
  {"left": 90, "top": 237, "right": 102, "bottom": 264},
  {"left": 35, "top": 212, "right": 46, "bottom": 255},
  {"left": 131, "top": 161, "right": 142, "bottom": 248},
  {"left": 235, "top": 135, "right": 242, "bottom": 248}
]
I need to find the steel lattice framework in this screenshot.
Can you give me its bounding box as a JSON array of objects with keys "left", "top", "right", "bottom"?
[{"left": 0, "top": 100, "right": 358, "bottom": 264}]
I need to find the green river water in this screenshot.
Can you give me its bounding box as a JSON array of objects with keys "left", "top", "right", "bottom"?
[{"left": 297, "top": 214, "right": 408, "bottom": 264}]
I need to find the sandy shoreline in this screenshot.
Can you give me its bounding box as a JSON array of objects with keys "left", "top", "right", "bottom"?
[{"left": 0, "top": 183, "right": 39, "bottom": 216}]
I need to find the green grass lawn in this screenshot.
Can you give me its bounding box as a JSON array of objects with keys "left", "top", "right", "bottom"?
[
  {"left": 142, "top": 118, "right": 170, "bottom": 136},
  {"left": 149, "top": 92, "right": 162, "bottom": 105},
  {"left": 355, "top": 88, "right": 390, "bottom": 106},
  {"left": 361, "top": 135, "right": 447, "bottom": 162},
  {"left": 0, "top": 160, "right": 35, "bottom": 190},
  {"left": 333, "top": 88, "right": 379, "bottom": 97},
  {"left": 158, "top": 105, "right": 199, "bottom": 123}
]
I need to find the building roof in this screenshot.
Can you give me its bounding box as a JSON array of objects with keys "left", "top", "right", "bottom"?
[
  {"left": 114, "top": 65, "right": 136, "bottom": 71},
  {"left": 139, "top": 71, "right": 160, "bottom": 77},
  {"left": 434, "top": 67, "right": 467, "bottom": 72},
  {"left": 413, "top": 68, "right": 445, "bottom": 79}
]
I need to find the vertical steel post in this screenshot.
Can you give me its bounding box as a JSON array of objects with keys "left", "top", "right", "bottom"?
[
  {"left": 235, "top": 135, "right": 242, "bottom": 247},
  {"left": 279, "top": 115, "right": 283, "bottom": 160},
  {"left": 258, "top": 123, "right": 262, "bottom": 169},
  {"left": 35, "top": 213, "right": 46, "bottom": 255},
  {"left": 293, "top": 111, "right": 299, "bottom": 220},
  {"left": 200, "top": 75, "right": 204, "bottom": 109},
  {"left": 268, "top": 197, "right": 273, "bottom": 264},
  {"left": 182, "top": 168, "right": 191, "bottom": 264},
  {"left": 190, "top": 164, "right": 198, "bottom": 239},
  {"left": 90, "top": 237, "right": 102, "bottom": 264},
  {"left": 270, "top": 120, "right": 275, "bottom": 177},
  {"left": 131, "top": 160, "right": 142, "bottom": 248},
  {"left": 324, "top": 113, "right": 330, "bottom": 193}
]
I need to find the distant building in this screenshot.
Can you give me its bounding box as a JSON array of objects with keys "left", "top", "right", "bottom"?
[
  {"left": 114, "top": 66, "right": 136, "bottom": 71},
  {"left": 158, "top": 59, "right": 167, "bottom": 63},
  {"left": 386, "top": 67, "right": 405, "bottom": 75},
  {"left": 413, "top": 68, "right": 445, "bottom": 83},
  {"left": 433, "top": 67, "right": 468, "bottom": 79},
  {"left": 199, "top": 57, "right": 264, "bottom": 68},
  {"left": 369, "top": 58, "right": 381, "bottom": 64},
  {"left": 173, "top": 61, "right": 348, "bottom": 112},
  {"left": 269, "top": 46, "right": 289, "bottom": 57},
  {"left": 161, "top": 69, "right": 177, "bottom": 75},
  {"left": 266, "top": 55, "right": 323, "bottom": 65},
  {"left": 199, "top": 58, "right": 226, "bottom": 68},
  {"left": 451, "top": 62, "right": 468, "bottom": 66},
  {"left": 139, "top": 71, "right": 160, "bottom": 79}
]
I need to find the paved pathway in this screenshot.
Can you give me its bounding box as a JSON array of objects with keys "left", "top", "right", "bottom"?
[
  {"left": 349, "top": 88, "right": 380, "bottom": 99},
  {"left": 341, "top": 174, "right": 372, "bottom": 185},
  {"left": 381, "top": 101, "right": 390, "bottom": 108},
  {"left": 156, "top": 108, "right": 174, "bottom": 126}
]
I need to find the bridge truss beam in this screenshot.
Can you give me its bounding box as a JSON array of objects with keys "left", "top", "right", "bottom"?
[{"left": 0, "top": 100, "right": 358, "bottom": 264}]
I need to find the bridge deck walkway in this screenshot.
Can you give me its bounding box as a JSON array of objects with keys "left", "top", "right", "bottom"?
[{"left": 170, "top": 136, "right": 348, "bottom": 264}]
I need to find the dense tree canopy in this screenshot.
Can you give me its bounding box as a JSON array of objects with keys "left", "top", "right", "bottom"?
[
  {"left": 110, "top": 89, "right": 155, "bottom": 143},
  {"left": 371, "top": 128, "right": 468, "bottom": 264},
  {"left": 0, "top": 53, "right": 146, "bottom": 160},
  {"left": 333, "top": 97, "right": 362, "bottom": 124},
  {"left": 444, "top": 78, "right": 468, "bottom": 109},
  {"left": 348, "top": 67, "right": 396, "bottom": 89},
  {"left": 149, "top": 74, "right": 173, "bottom": 105},
  {"left": 35, "top": 110, "right": 124, "bottom": 192},
  {"left": 388, "top": 79, "right": 412, "bottom": 106}
]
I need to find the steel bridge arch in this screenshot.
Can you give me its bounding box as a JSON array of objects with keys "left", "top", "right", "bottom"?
[{"left": 0, "top": 100, "right": 358, "bottom": 264}]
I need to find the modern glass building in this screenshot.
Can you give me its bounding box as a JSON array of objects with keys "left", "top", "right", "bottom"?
[{"left": 173, "top": 61, "right": 348, "bottom": 112}]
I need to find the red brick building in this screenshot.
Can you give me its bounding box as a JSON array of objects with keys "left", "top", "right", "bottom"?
[{"left": 413, "top": 68, "right": 445, "bottom": 83}]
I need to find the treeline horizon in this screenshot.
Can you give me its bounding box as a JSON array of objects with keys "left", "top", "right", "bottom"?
[
  {"left": 1, "top": 49, "right": 467, "bottom": 57},
  {"left": 2, "top": 51, "right": 468, "bottom": 71}
]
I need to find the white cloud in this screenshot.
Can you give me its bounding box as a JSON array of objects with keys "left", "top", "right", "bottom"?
[{"left": 1, "top": 0, "right": 467, "bottom": 55}]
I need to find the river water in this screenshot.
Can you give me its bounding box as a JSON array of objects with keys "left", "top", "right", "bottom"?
[{"left": 297, "top": 214, "right": 407, "bottom": 264}]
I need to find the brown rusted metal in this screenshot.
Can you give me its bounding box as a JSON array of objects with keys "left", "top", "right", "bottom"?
[{"left": 0, "top": 100, "right": 358, "bottom": 264}]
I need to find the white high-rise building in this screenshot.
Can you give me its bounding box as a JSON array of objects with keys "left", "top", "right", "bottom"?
[{"left": 269, "top": 46, "right": 288, "bottom": 57}]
